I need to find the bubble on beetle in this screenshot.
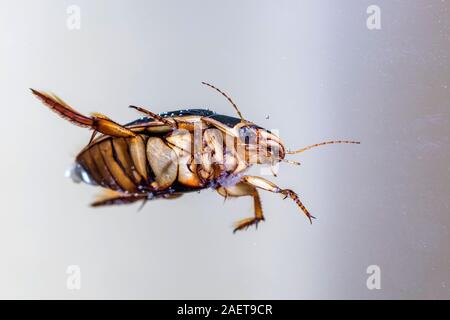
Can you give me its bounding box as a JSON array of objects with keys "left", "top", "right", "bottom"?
[
  {"left": 65, "top": 163, "right": 82, "bottom": 183},
  {"left": 65, "top": 163, "right": 97, "bottom": 185}
]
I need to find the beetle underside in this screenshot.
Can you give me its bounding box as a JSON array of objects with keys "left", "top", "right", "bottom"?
[{"left": 32, "top": 83, "right": 359, "bottom": 232}]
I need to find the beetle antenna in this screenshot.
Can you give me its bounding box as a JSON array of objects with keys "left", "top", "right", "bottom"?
[
  {"left": 201, "top": 82, "right": 245, "bottom": 121},
  {"left": 287, "top": 140, "right": 360, "bottom": 154}
]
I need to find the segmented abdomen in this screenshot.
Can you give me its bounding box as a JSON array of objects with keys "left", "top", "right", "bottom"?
[
  {"left": 76, "top": 128, "right": 244, "bottom": 194},
  {"left": 76, "top": 136, "right": 147, "bottom": 192},
  {"left": 76, "top": 133, "right": 200, "bottom": 193}
]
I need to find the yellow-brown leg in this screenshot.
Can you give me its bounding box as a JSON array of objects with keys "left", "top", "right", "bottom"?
[
  {"left": 216, "top": 182, "right": 264, "bottom": 233},
  {"left": 91, "top": 190, "right": 147, "bottom": 207},
  {"left": 91, "top": 189, "right": 184, "bottom": 207},
  {"left": 129, "top": 105, "right": 177, "bottom": 128},
  {"left": 129, "top": 105, "right": 196, "bottom": 131},
  {"left": 241, "top": 175, "right": 315, "bottom": 224}
]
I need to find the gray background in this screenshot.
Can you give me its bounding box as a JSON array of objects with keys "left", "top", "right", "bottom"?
[{"left": 0, "top": 0, "right": 449, "bottom": 299}]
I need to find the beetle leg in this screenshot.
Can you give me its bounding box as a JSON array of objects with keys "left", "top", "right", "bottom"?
[
  {"left": 200, "top": 117, "right": 239, "bottom": 138},
  {"left": 129, "top": 105, "right": 196, "bottom": 131},
  {"left": 91, "top": 189, "right": 184, "bottom": 207},
  {"left": 161, "top": 193, "right": 183, "bottom": 200},
  {"left": 91, "top": 190, "right": 148, "bottom": 207},
  {"left": 88, "top": 130, "right": 99, "bottom": 145},
  {"left": 31, "top": 89, "right": 136, "bottom": 138},
  {"left": 216, "top": 182, "right": 264, "bottom": 233},
  {"left": 129, "top": 105, "right": 178, "bottom": 128},
  {"left": 241, "top": 175, "right": 315, "bottom": 224}
]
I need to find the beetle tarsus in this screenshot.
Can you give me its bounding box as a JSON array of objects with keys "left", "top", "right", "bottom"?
[
  {"left": 280, "top": 189, "right": 315, "bottom": 224},
  {"left": 233, "top": 217, "right": 265, "bottom": 233},
  {"left": 241, "top": 176, "right": 315, "bottom": 224}
]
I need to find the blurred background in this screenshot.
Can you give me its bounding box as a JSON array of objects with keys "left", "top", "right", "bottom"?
[{"left": 0, "top": 0, "right": 449, "bottom": 299}]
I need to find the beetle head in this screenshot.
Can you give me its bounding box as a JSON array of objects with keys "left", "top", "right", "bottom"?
[
  {"left": 201, "top": 82, "right": 359, "bottom": 169},
  {"left": 236, "top": 123, "right": 286, "bottom": 165}
]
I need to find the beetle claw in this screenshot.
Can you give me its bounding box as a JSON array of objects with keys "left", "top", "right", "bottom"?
[{"left": 233, "top": 217, "right": 264, "bottom": 233}]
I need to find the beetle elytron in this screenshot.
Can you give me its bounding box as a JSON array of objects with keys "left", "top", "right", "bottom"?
[{"left": 31, "top": 83, "right": 359, "bottom": 232}]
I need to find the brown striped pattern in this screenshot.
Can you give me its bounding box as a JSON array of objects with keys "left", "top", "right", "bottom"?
[{"left": 76, "top": 136, "right": 153, "bottom": 193}]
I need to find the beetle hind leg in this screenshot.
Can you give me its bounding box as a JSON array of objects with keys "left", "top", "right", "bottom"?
[
  {"left": 91, "top": 189, "right": 184, "bottom": 208},
  {"left": 216, "top": 183, "right": 265, "bottom": 233},
  {"left": 31, "top": 89, "right": 136, "bottom": 139}
]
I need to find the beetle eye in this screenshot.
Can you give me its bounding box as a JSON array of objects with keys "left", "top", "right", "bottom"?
[{"left": 239, "top": 126, "right": 257, "bottom": 144}]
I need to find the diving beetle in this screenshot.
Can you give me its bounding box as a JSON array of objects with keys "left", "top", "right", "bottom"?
[{"left": 31, "top": 83, "right": 359, "bottom": 232}]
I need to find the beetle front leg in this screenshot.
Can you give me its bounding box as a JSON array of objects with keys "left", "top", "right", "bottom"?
[
  {"left": 216, "top": 182, "right": 265, "bottom": 233},
  {"left": 241, "top": 175, "right": 315, "bottom": 224}
]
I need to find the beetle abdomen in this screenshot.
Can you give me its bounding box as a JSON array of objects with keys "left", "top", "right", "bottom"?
[
  {"left": 77, "top": 137, "right": 144, "bottom": 192},
  {"left": 74, "top": 119, "right": 246, "bottom": 194},
  {"left": 75, "top": 133, "right": 198, "bottom": 194}
]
